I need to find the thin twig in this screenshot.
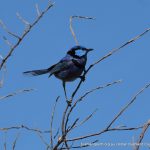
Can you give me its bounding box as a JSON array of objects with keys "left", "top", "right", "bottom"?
[
  {"left": 92, "top": 28, "right": 150, "bottom": 67},
  {"left": 50, "top": 96, "right": 60, "bottom": 149},
  {"left": 66, "top": 80, "right": 122, "bottom": 133},
  {"left": 70, "top": 16, "right": 95, "bottom": 45},
  {"left": 2, "top": 36, "right": 13, "bottom": 48},
  {"left": 0, "top": 62, "right": 6, "bottom": 88},
  {"left": 67, "top": 126, "right": 143, "bottom": 142},
  {"left": 37, "top": 132, "right": 50, "bottom": 148},
  {"left": 67, "top": 82, "right": 150, "bottom": 141},
  {"left": 67, "top": 118, "right": 79, "bottom": 132},
  {"left": 0, "top": 20, "right": 20, "bottom": 39},
  {"left": 62, "top": 106, "right": 69, "bottom": 134},
  {"left": 0, "top": 124, "right": 50, "bottom": 134},
  {"left": 60, "top": 140, "right": 98, "bottom": 149},
  {"left": 64, "top": 139, "right": 70, "bottom": 150},
  {"left": 0, "top": 88, "right": 35, "bottom": 101},
  {"left": 53, "top": 80, "right": 121, "bottom": 150},
  {"left": 3, "top": 132, "right": 7, "bottom": 150},
  {"left": 52, "top": 104, "right": 70, "bottom": 150},
  {"left": 73, "top": 109, "right": 98, "bottom": 130},
  {"left": 4, "top": 142, "right": 7, "bottom": 150},
  {"left": 134, "top": 120, "right": 150, "bottom": 150},
  {"left": 0, "top": 2, "right": 54, "bottom": 70},
  {"left": 106, "top": 83, "right": 150, "bottom": 129},
  {"left": 54, "top": 128, "right": 59, "bottom": 139},
  {"left": 0, "top": 54, "right": 3, "bottom": 60},
  {"left": 35, "top": 4, "right": 41, "bottom": 17},
  {"left": 71, "top": 27, "right": 150, "bottom": 100},
  {"left": 16, "top": 12, "right": 31, "bottom": 27},
  {"left": 12, "top": 133, "right": 20, "bottom": 150}
]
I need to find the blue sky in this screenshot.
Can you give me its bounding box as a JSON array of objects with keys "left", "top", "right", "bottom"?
[{"left": 0, "top": 0, "right": 150, "bottom": 149}]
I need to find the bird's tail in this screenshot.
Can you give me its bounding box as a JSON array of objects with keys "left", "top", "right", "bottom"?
[{"left": 23, "top": 68, "right": 50, "bottom": 76}]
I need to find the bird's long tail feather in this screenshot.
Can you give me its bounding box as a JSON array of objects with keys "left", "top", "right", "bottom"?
[{"left": 23, "top": 69, "right": 50, "bottom": 76}]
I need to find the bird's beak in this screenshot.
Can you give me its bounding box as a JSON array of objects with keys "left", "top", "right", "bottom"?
[{"left": 87, "top": 48, "right": 94, "bottom": 52}]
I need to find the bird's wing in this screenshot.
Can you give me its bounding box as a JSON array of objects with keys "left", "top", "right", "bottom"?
[
  {"left": 49, "top": 60, "right": 71, "bottom": 75},
  {"left": 72, "top": 59, "right": 85, "bottom": 69}
]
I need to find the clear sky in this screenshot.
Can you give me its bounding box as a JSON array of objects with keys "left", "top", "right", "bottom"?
[{"left": 0, "top": 0, "right": 150, "bottom": 149}]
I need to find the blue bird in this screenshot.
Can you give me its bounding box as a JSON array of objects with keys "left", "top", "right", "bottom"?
[{"left": 23, "top": 45, "right": 93, "bottom": 103}]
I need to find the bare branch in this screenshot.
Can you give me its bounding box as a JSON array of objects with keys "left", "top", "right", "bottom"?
[
  {"left": 73, "top": 109, "right": 98, "bottom": 129},
  {"left": 67, "top": 126, "right": 143, "bottom": 142},
  {"left": 0, "top": 88, "right": 35, "bottom": 101},
  {"left": 91, "top": 28, "right": 150, "bottom": 67},
  {"left": 66, "top": 80, "right": 122, "bottom": 132},
  {"left": 0, "top": 2, "right": 54, "bottom": 70},
  {"left": 12, "top": 133, "right": 20, "bottom": 150},
  {"left": 16, "top": 12, "right": 31, "bottom": 27},
  {"left": 68, "top": 118, "right": 79, "bottom": 132},
  {"left": 36, "top": 132, "right": 50, "bottom": 148},
  {"left": 60, "top": 140, "right": 98, "bottom": 149},
  {"left": 71, "top": 27, "right": 150, "bottom": 99},
  {"left": 70, "top": 16, "right": 95, "bottom": 45},
  {"left": 35, "top": 4, "right": 41, "bottom": 17},
  {"left": 0, "top": 124, "right": 50, "bottom": 134},
  {"left": 3, "top": 132, "right": 7, "bottom": 150},
  {"left": 2, "top": 36, "right": 13, "bottom": 48},
  {"left": 61, "top": 105, "right": 69, "bottom": 140},
  {"left": 106, "top": 82, "right": 150, "bottom": 129},
  {"left": 0, "top": 62, "right": 6, "bottom": 88},
  {"left": 67, "top": 82, "right": 150, "bottom": 142},
  {"left": 78, "top": 80, "right": 121, "bottom": 103},
  {"left": 64, "top": 140, "right": 70, "bottom": 150},
  {"left": 0, "top": 54, "right": 3, "bottom": 60},
  {"left": 134, "top": 120, "right": 150, "bottom": 150},
  {"left": 53, "top": 104, "right": 70, "bottom": 150},
  {"left": 53, "top": 80, "right": 121, "bottom": 150},
  {"left": 54, "top": 128, "right": 59, "bottom": 139},
  {"left": 0, "top": 20, "right": 20, "bottom": 39},
  {"left": 4, "top": 142, "right": 7, "bottom": 150},
  {"left": 50, "top": 96, "right": 60, "bottom": 149}
]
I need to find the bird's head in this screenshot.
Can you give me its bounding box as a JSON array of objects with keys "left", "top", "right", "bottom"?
[{"left": 67, "top": 46, "right": 93, "bottom": 58}]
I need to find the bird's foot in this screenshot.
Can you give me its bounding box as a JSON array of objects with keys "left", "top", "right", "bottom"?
[
  {"left": 66, "top": 99, "right": 72, "bottom": 106},
  {"left": 79, "top": 75, "right": 86, "bottom": 82}
]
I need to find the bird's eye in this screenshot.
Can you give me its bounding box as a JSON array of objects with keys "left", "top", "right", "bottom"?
[{"left": 75, "top": 50, "right": 85, "bottom": 56}]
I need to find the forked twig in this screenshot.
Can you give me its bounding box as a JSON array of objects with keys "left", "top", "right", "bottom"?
[
  {"left": 0, "top": 20, "right": 20, "bottom": 39},
  {"left": 67, "top": 82, "right": 150, "bottom": 142},
  {"left": 0, "top": 124, "right": 50, "bottom": 134},
  {"left": 73, "top": 109, "right": 98, "bottom": 129},
  {"left": 0, "top": 88, "right": 35, "bottom": 101},
  {"left": 106, "top": 83, "right": 150, "bottom": 129},
  {"left": 71, "top": 27, "right": 150, "bottom": 100},
  {"left": 53, "top": 80, "right": 121, "bottom": 150},
  {"left": 67, "top": 126, "right": 143, "bottom": 142},
  {"left": 0, "top": 2, "right": 54, "bottom": 70},
  {"left": 65, "top": 80, "right": 122, "bottom": 132},
  {"left": 70, "top": 16, "right": 95, "bottom": 45}
]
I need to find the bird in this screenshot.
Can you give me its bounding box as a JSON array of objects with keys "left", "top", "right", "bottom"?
[{"left": 23, "top": 45, "right": 93, "bottom": 104}]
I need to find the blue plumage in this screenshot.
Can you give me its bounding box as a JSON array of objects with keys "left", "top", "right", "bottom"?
[{"left": 23, "top": 45, "right": 93, "bottom": 103}]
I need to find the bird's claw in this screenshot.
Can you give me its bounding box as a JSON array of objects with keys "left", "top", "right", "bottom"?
[
  {"left": 79, "top": 75, "right": 85, "bottom": 82},
  {"left": 66, "top": 100, "right": 72, "bottom": 106}
]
